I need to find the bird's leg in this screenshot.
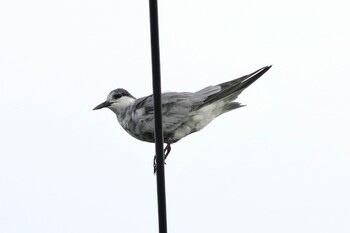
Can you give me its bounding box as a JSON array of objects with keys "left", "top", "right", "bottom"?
[
  {"left": 153, "top": 142, "right": 172, "bottom": 174},
  {"left": 164, "top": 143, "right": 171, "bottom": 160}
]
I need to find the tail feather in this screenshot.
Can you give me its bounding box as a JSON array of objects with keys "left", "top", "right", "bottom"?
[{"left": 222, "top": 102, "right": 245, "bottom": 113}]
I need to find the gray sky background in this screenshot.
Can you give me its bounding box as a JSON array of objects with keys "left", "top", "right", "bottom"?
[{"left": 1, "top": 0, "right": 349, "bottom": 232}]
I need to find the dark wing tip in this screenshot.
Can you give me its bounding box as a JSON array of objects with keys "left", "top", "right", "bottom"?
[
  {"left": 255, "top": 65, "right": 273, "bottom": 76},
  {"left": 238, "top": 65, "right": 272, "bottom": 90}
]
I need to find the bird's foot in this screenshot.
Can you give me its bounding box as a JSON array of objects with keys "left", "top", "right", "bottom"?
[{"left": 153, "top": 143, "right": 172, "bottom": 174}]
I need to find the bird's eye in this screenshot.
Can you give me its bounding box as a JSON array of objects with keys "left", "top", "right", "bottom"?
[{"left": 113, "top": 93, "right": 122, "bottom": 99}]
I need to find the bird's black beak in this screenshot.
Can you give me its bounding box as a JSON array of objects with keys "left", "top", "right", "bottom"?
[{"left": 93, "top": 101, "right": 112, "bottom": 110}]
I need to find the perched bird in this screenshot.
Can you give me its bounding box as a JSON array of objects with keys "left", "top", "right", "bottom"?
[{"left": 93, "top": 65, "right": 271, "bottom": 169}]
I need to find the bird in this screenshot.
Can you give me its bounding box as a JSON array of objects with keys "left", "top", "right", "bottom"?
[{"left": 93, "top": 65, "right": 271, "bottom": 171}]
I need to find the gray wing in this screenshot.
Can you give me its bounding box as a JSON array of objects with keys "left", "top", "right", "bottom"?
[{"left": 131, "top": 86, "right": 221, "bottom": 134}]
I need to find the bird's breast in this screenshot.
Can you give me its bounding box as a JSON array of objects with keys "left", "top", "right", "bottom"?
[{"left": 117, "top": 109, "right": 155, "bottom": 143}]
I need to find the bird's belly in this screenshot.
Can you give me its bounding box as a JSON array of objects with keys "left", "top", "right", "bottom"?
[
  {"left": 172, "top": 104, "right": 221, "bottom": 142},
  {"left": 128, "top": 130, "right": 155, "bottom": 143}
]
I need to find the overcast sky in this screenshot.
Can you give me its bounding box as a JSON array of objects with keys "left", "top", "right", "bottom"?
[{"left": 1, "top": 0, "right": 349, "bottom": 232}]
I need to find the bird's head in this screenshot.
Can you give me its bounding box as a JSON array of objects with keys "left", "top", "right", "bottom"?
[{"left": 93, "top": 88, "right": 135, "bottom": 114}]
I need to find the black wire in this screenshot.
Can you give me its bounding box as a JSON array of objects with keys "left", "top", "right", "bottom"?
[{"left": 148, "top": 0, "right": 168, "bottom": 232}]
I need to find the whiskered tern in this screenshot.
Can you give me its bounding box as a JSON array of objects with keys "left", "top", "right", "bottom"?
[{"left": 93, "top": 65, "right": 272, "bottom": 170}]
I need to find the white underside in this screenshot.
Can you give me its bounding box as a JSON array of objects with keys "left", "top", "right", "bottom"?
[{"left": 173, "top": 101, "right": 225, "bottom": 141}]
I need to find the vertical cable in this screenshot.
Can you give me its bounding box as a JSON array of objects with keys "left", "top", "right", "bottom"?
[{"left": 148, "top": 0, "right": 168, "bottom": 232}]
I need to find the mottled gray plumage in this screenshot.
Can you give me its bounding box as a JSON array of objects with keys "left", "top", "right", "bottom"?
[{"left": 93, "top": 65, "right": 271, "bottom": 145}]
